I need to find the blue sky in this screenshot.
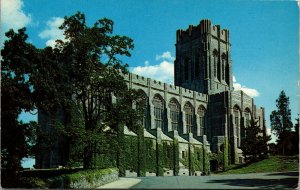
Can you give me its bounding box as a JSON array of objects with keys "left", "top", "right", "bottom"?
[{"left": 2, "top": 0, "right": 299, "bottom": 166}]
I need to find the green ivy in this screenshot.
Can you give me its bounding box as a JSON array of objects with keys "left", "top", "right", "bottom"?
[
  {"left": 117, "top": 124, "right": 125, "bottom": 177},
  {"left": 124, "top": 136, "right": 138, "bottom": 172},
  {"left": 162, "top": 141, "right": 174, "bottom": 169},
  {"left": 156, "top": 143, "right": 164, "bottom": 176},
  {"left": 228, "top": 142, "right": 231, "bottom": 165},
  {"left": 203, "top": 146, "right": 211, "bottom": 174},
  {"left": 144, "top": 138, "right": 156, "bottom": 173},
  {"left": 180, "top": 156, "right": 189, "bottom": 169},
  {"left": 173, "top": 139, "right": 179, "bottom": 176},
  {"left": 137, "top": 126, "right": 145, "bottom": 177},
  {"left": 191, "top": 146, "right": 203, "bottom": 172},
  {"left": 223, "top": 138, "right": 229, "bottom": 171}
]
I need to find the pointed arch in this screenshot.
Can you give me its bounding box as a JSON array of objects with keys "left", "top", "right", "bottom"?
[
  {"left": 221, "top": 53, "right": 227, "bottom": 81},
  {"left": 184, "top": 56, "right": 189, "bottom": 81},
  {"left": 168, "top": 98, "right": 180, "bottom": 131},
  {"left": 136, "top": 89, "right": 148, "bottom": 129},
  {"left": 183, "top": 101, "right": 194, "bottom": 134},
  {"left": 233, "top": 105, "right": 241, "bottom": 147},
  {"left": 244, "top": 107, "right": 252, "bottom": 128},
  {"left": 197, "top": 105, "right": 207, "bottom": 136},
  {"left": 152, "top": 94, "right": 165, "bottom": 130},
  {"left": 194, "top": 49, "right": 202, "bottom": 79},
  {"left": 213, "top": 49, "right": 218, "bottom": 78}
]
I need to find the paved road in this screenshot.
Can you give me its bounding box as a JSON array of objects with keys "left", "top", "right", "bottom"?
[{"left": 131, "top": 171, "right": 299, "bottom": 189}]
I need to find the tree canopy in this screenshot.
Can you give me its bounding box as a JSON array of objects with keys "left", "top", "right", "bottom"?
[
  {"left": 1, "top": 11, "right": 144, "bottom": 179},
  {"left": 270, "top": 90, "right": 293, "bottom": 137},
  {"left": 240, "top": 119, "right": 270, "bottom": 162},
  {"left": 270, "top": 90, "right": 296, "bottom": 156}
]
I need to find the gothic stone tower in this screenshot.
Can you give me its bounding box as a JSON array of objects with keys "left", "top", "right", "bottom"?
[
  {"left": 174, "top": 19, "right": 235, "bottom": 161},
  {"left": 174, "top": 19, "right": 233, "bottom": 95}
]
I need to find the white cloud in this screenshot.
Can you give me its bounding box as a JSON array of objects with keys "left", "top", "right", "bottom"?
[
  {"left": 266, "top": 127, "right": 277, "bottom": 144},
  {"left": 233, "top": 75, "right": 260, "bottom": 98},
  {"left": 131, "top": 59, "right": 174, "bottom": 84},
  {"left": 38, "top": 17, "right": 65, "bottom": 47},
  {"left": 1, "top": 0, "right": 32, "bottom": 31},
  {"left": 155, "top": 51, "right": 175, "bottom": 62},
  {"left": 233, "top": 75, "right": 237, "bottom": 83}
]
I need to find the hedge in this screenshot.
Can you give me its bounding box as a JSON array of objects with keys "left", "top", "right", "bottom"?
[{"left": 49, "top": 168, "right": 118, "bottom": 188}]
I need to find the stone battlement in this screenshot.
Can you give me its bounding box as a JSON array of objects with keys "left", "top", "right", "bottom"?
[{"left": 176, "top": 19, "right": 229, "bottom": 43}]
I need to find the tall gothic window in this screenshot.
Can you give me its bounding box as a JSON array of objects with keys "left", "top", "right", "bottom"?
[
  {"left": 195, "top": 53, "right": 200, "bottom": 78},
  {"left": 214, "top": 55, "right": 217, "bottom": 78},
  {"left": 225, "top": 60, "right": 229, "bottom": 84},
  {"left": 198, "top": 106, "right": 206, "bottom": 136},
  {"left": 184, "top": 57, "right": 189, "bottom": 81},
  {"left": 222, "top": 54, "right": 227, "bottom": 81},
  {"left": 213, "top": 51, "right": 218, "bottom": 79},
  {"left": 169, "top": 99, "right": 180, "bottom": 131},
  {"left": 136, "top": 91, "right": 148, "bottom": 129},
  {"left": 218, "top": 57, "right": 221, "bottom": 81},
  {"left": 222, "top": 59, "right": 225, "bottom": 80},
  {"left": 184, "top": 103, "right": 194, "bottom": 133},
  {"left": 244, "top": 109, "right": 251, "bottom": 138},
  {"left": 244, "top": 110, "right": 251, "bottom": 128},
  {"left": 234, "top": 106, "right": 241, "bottom": 147},
  {"left": 153, "top": 95, "right": 164, "bottom": 130}
]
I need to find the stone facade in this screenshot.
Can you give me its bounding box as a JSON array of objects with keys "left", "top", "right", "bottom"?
[{"left": 36, "top": 19, "right": 266, "bottom": 173}]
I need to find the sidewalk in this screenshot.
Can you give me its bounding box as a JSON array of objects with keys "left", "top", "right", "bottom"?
[{"left": 98, "top": 177, "right": 141, "bottom": 189}]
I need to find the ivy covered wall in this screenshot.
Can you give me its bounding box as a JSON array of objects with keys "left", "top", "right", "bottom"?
[
  {"left": 85, "top": 134, "right": 211, "bottom": 177},
  {"left": 173, "top": 139, "right": 179, "bottom": 176},
  {"left": 162, "top": 141, "right": 174, "bottom": 170},
  {"left": 191, "top": 146, "right": 203, "bottom": 172},
  {"left": 144, "top": 138, "right": 156, "bottom": 173}
]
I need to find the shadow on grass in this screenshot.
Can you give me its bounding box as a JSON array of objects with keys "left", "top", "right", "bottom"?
[
  {"left": 213, "top": 162, "right": 253, "bottom": 174},
  {"left": 206, "top": 177, "right": 298, "bottom": 189}
]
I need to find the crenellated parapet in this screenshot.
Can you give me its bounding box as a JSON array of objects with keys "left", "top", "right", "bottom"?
[
  {"left": 174, "top": 19, "right": 232, "bottom": 95},
  {"left": 176, "top": 19, "right": 229, "bottom": 44},
  {"left": 123, "top": 72, "right": 209, "bottom": 103}
]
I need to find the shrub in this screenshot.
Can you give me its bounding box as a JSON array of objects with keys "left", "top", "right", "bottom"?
[{"left": 48, "top": 168, "right": 119, "bottom": 188}]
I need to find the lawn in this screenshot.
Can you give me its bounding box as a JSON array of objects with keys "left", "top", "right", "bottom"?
[{"left": 218, "top": 156, "right": 299, "bottom": 175}]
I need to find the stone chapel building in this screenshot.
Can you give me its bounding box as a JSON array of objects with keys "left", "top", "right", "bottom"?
[{"left": 36, "top": 19, "right": 267, "bottom": 174}]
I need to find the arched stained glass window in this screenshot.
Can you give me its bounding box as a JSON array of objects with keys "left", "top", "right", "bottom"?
[
  {"left": 136, "top": 91, "right": 148, "bottom": 129},
  {"left": 169, "top": 99, "right": 180, "bottom": 131},
  {"left": 184, "top": 103, "right": 194, "bottom": 133},
  {"left": 233, "top": 106, "right": 241, "bottom": 147},
  {"left": 244, "top": 109, "right": 251, "bottom": 128},
  {"left": 153, "top": 95, "right": 164, "bottom": 129},
  {"left": 198, "top": 106, "right": 206, "bottom": 136},
  {"left": 184, "top": 57, "right": 189, "bottom": 81},
  {"left": 195, "top": 52, "right": 200, "bottom": 78}
]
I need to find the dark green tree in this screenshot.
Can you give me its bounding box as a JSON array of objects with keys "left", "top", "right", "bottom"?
[
  {"left": 50, "top": 12, "right": 139, "bottom": 169},
  {"left": 289, "top": 117, "right": 299, "bottom": 155},
  {"left": 1, "top": 28, "right": 39, "bottom": 182},
  {"left": 270, "top": 90, "right": 293, "bottom": 155},
  {"left": 240, "top": 120, "right": 271, "bottom": 162},
  {"left": 1, "top": 28, "right": 72, "bottom": 188}
]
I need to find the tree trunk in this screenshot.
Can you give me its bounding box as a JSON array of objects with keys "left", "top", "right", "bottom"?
[{"left": 83, "top": 145, "right": 93, "bottom": 169}]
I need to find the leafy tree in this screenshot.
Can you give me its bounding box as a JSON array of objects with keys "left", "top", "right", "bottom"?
[
  {"left": 1, "top": 28, "right": 39, "bottom": 182},
  {"left": 270, "top": 90, "right": 293, "bottom": 155},
  {"left": 1, "top": 26, "right": 72, "bottom": 181},
  {"left": 47, "top": 12, "right": 142, "bottom": 169},
  {"left": 241, "top": 120, "right": 271, "bottom": 162}
]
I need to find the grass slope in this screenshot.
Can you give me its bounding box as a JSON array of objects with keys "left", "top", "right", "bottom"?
[{"left": 219, "top": 156, "right": 299, "bottom": 175}]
